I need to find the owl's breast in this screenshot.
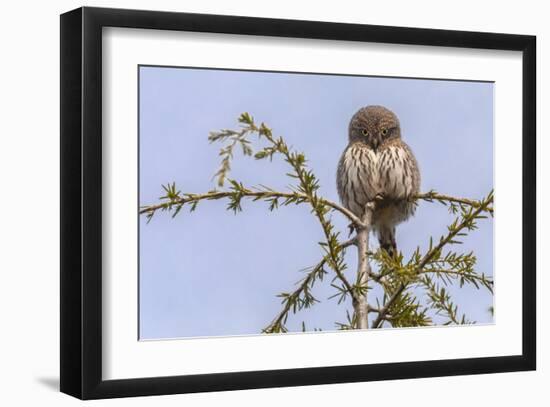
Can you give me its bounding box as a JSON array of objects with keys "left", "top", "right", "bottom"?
[
  {"left": 378, "top": 144, "right": 419, "bottom": 199},
  {"left": 337, "top": 144, "right": 380, "bottom": 216}
]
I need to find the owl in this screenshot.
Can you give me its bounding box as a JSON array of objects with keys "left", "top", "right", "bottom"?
[{"left": 336, "top": 105, "right": 420, "bottom": 255}]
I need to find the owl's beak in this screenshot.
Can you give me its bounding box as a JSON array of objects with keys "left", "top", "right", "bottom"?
[{"left": 371, "top": 137, "right": 380, "bottom": 151}]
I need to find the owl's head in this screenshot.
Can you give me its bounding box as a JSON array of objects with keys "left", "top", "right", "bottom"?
[{"left": 348, "top": 105, "right": 401, "bottom": 150}]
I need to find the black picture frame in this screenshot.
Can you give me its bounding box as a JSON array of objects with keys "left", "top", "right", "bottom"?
[{"left": 60, "top": 6, "right": 536, "bottom": 400}]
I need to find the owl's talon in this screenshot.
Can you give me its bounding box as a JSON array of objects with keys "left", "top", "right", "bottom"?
[{"left": 380, "top": 245, "right": 396, "bottom": 258}]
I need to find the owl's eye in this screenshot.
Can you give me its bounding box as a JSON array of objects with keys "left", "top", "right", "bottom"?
[
  {"left": 361, "top": 129, "right": 369, "bottom": 137},
  {"left": 381, "top": 128, "right": 388, "bottom": 136}
]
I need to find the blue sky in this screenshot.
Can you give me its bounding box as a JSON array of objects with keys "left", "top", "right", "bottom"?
[{"left": 139, "top": 66, "right": 494, "bottom": 339}]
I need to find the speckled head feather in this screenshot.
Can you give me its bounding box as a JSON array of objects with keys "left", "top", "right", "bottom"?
[{"left": 348, "top": 105, "right": 401, "bottom": 150}]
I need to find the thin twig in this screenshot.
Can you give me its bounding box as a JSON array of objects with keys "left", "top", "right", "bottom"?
[{"left": 263, "top": 238, "right": 356, "bottom": 333}]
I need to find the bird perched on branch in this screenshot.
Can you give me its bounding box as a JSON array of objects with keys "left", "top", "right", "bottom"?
[{"left": 336, "top": 105, "right": 420, "bottom": 255}]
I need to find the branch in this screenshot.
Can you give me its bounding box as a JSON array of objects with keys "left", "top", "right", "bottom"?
[
  {"left": 352, "top": 202, "right": 375, "bottom": 329},
  {"left": 371, "top": 191, "right": 493, "bottom": 328},
  {"left": 418, "top": 268, "right": 493, "bottom": 293},
  {"left": 253, "top": 122, "right": 359, "bottom": 307},
  {"left": 420, "top": 275, "right": 470, "bottom": 325},
  {"left": 263, "top": 238, "right": 356, "bottom": 333},
  {"left": 140, "top": 185, "right": 363, "bottom": 227},
  {"left": 415, "top": 191, "right": 494, "bottom": 215},
  {"left": 210, "top": 114, "right": 364, "bottom": 310},
  {"left": 140, "top": 188, "right": 491, "bottom": 228}
]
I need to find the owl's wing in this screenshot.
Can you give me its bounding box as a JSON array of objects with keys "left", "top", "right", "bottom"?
[
  {"left": 380, "top": 141, "right": 420, "bottom": 199},
  {"left": 336, "top": 148, "right": 348, "bottom": 206},
  {"left": 401, "top": 141, "right": 421, "bottom": 195}
]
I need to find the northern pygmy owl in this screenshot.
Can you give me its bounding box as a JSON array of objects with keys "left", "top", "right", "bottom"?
[{"left": 336, "top": 105, "right": 420, "bottom": 255}]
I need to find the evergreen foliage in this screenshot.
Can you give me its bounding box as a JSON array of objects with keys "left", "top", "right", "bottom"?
[{"left": 140, "top": 113, "right": 494, "bottom": 332}]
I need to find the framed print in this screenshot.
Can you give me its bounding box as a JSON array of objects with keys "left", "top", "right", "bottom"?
[{"left": 60, "top": 6, "right": 536, "bottom": 400}]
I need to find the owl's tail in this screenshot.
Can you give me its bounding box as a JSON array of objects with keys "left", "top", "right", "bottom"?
[{"left": 377, "top": 225, "right": 397, "bottom": 257}]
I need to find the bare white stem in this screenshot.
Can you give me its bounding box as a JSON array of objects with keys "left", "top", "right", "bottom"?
[{"left": 353, "top": 202, "right": 375, "bottom": 329}]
